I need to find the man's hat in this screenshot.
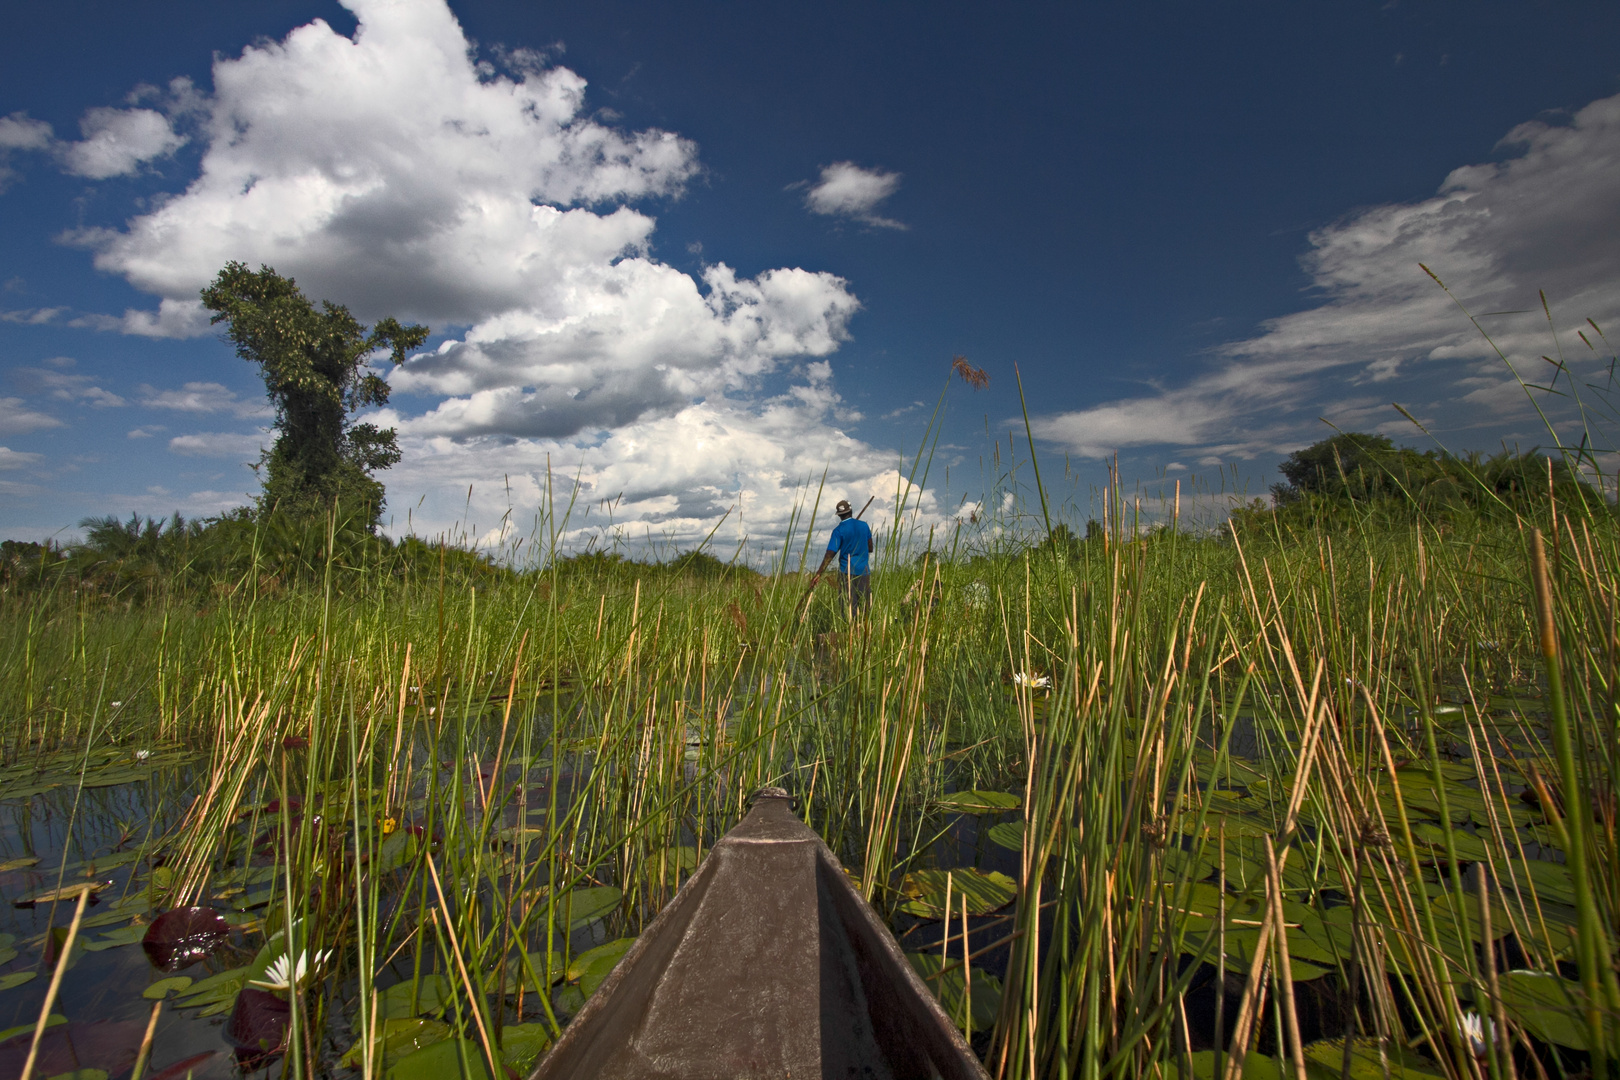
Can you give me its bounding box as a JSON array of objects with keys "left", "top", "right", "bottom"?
[{"left": 835, "top": 499, "right": 853, "bottom": 516}]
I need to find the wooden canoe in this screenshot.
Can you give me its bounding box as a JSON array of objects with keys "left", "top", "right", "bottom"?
[{"left": 530, "top": 787, "right": 992, "bottom": 1079}]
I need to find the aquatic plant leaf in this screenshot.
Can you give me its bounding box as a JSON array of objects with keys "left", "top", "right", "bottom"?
[
  {"left": 0, "top": 857, "right": 40, "bottom": 872},
  {"left": 568, "top": 937, "right": 636, "bottom": 997},
  {"left": 551, "top": 983, "right": 586, "bottom": 1019},
  {"left": 1164, "top": 1050, "right": 1284, "bottom": 1080},
  {"left": 935, "top": 790, "right": 1021, "bottom": 814},
  {"left": 143, "top": 1051, "right": 224, "bottom": 1080},
  {"left": 143, "top": 976, "right": 192, "bottom": 999},
  {"left": 498, "top": 1024, "right": 553, "bottom": 1073},
  {"left": 497, "top": 826, "right": 545, "bottom": 845},
  {"left": 1507, "top": 858, "right": 1576, "bottom": 906},
  {"left": 78, "top": 908, "right": 139, "bottom": 930},
  {"left": 17, "top": 881, "right": 111, "bottom": 906},
  {"left": 900, "top": 869, "right": 1017, "bottom": 918},
  {"left": 80, "top": 767, "right": 153, "bottom": 788},
  {"left": 1160, "top": 848, "right": 1213, "bottom": 884},
  {"left": 0, "top": 971, "right": 36, "bottom": 992},
  {"left": 657, "top": 846, "right": 698, "bottom": 872},
  {"left": 381, "top": 973, "right": 454, "bottom": 1018},
  {"left": 172, "top": 965, "right": 249, "bottom": 1016},
  {"left": 986, "top": 821, "right": 1024, "bottom": 852},
  {"left": 554, "top": 886, "right": 622, "bottom": 929},
  {"left": 84, "top": 923, "right": 147, "bottom": 951},
  {"left": 1181, "top": 813, "right": 1272, "bottom": 840},
  {"left": 143, "top": 907, "right": 231, "bottom": 970},
  {"left": 0, "top": 1014, "right": 65, "bottom": 1044},
  {"left": 906, "top": 952, "right": 1004, "bottom": 1033},
  {"left": 0, "top": 1019, "right": 140, "bottom": 1079},
  {"left": 339, "top": 1018, "right": 451, "bottom": 1069},
  {"left": 45, "top": 1069, "right": 107, "bottom": 1080},
  {"left": 1301, "top": 1037, "right": 1446, "bottom": 1080},
  {"left": 1497, "top": 970, "right": 1590, "bottom": 1049},
  {"left": 388, "top": 1038, "right": 492, "bottom": 1080},
  {"left": 225, "top": 987, "right": 289, "bottom": 1057}
]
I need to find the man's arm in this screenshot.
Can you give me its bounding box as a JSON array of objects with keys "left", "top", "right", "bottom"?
[{"left": 810, "top": 549, "right": 836, "bottom": 584}]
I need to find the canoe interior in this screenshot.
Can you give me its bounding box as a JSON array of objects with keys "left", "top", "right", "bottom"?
[{"left": 530, "top": 790, "right": 991, "bottom": 1080}]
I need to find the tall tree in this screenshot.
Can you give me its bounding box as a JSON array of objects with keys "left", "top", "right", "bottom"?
[{"left": 201, "top": 263, "right": 428, "bottom": 527}]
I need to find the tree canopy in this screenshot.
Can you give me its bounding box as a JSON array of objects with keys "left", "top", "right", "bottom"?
[{"left": 201, "top": 262, "right": 429, "bottom": 527}]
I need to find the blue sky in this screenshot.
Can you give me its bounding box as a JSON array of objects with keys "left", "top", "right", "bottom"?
[{"left": 4, "top": 1, "right": 1620, "bottom": 554}]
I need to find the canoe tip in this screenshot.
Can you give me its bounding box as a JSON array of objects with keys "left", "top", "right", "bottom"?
[{"left": 749, "top": 785, "right": 791, "bottom": 804}]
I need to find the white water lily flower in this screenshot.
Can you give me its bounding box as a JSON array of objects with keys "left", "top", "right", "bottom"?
[
  {"left": 250, "top": 948, "right": 332, "bottom": 992},
  {"left": 134, "top": 750, "right": 152, "bottom": 763},
  {"left": 1013, "top": 672, "right": 1051, "bottom": 690},
  {"left": 1459, "top": 1010, "right": 1493, "bottom": 1057}
]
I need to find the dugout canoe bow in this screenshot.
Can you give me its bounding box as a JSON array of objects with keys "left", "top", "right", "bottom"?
[{"left": 528, "top": 787, "right": 991, "bottom": 1080}]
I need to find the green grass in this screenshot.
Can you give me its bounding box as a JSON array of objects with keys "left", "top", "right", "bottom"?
[{"left": 1, "top": 488, "right": 1615, "bottom": 1080}]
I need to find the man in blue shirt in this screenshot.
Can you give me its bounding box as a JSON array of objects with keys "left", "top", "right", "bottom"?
[{"left": 810, "top": 498, "right": 874, "bottom": 614}]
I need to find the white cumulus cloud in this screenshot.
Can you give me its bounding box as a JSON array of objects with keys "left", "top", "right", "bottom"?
[
  {"left": 1029, "top": 92, "right": 1620, "bottom": 462},
  {"left": 66, "top": 0, "right": 914, "bottom": 548},
  {"left": 58, "top": 107, "right": 187, "bottom": 179},
  {"left": 137, "top": 381, "right": 271, "bottom": 418},
  {"left": 798, "top": 162, "right": 905, "bottom": 229},
  {"left": 0, "top": 446, "right": 44, "bottom": 470},
  {"left": 0, "top": 397, "right": 62, "bottom": 436},
  {"left": 168, "top": 430, "right": 269, "bottom": 459}
]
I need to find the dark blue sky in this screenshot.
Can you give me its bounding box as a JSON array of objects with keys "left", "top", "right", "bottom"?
[{"left": 4, "top": 1, "right": 1619, "bottom": 548}]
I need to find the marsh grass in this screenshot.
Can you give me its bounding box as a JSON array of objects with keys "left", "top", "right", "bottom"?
[{"left": 1, "top": 365, "right": 1618, "bottom": 1079}]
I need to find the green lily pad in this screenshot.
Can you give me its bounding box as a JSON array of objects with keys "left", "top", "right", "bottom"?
[
  {"left": 46, "top": 1070, "right": 107, "bottom": 1080},
  {"left": 906, "top": 951, "right": 1004, "bottom": 1033},
  {"left": 554, "top": 886, "right": 622, "bottom": 929},
  {"left": 339, "top": 1017, "right": 451, "bottom": 1069},
  {"left": 143, "top": 976, "right": 192, "bottom": 999},
  {"left": 1302, "top": 1037, "right": 1446, "bottom": 1080},
  {"left": 498, "top": 1023, "right": 553, "bottom": 1073},
  {"left": 568, "top": 937, "right": 636, "bottom": 997},
  {"left": 0, "top": 971, "right": 37, "bottom": 992},
  {"left": 1507, "top": 858, "right": 1576, "bottom": 906},
  {"left": 381, "top": 973, "right": 455, "bottom": 1019},
  {"left": 0, "top": 1014, "right": 64, "bottom": 1043},
  {"left": 83, "top": 924, "right": 147, "bottom": 951},
  {"left": 172, "top": 965, "right": 249, "bottom": 1017},
  {"left": 936, "top": 790, "right": 1021, "bottom": 814},
  {"left": 986, "top": 821, "right": 1024, "bottom": 852},
  {"left": 0, "top": 856, "right": 40, "bottom": 872},
  {"left": 900, "top": 869, "right": 1017, "bottom": 918},
  {"left": 388, "top": 1037, "right": 492, "bottom": 1080},
  {"left": 1498, "top": 970, "right": 1590, "bottom": 1049},
  {"left": 1165, "top": 1050, "right": 1284, "bottom": 1080}
]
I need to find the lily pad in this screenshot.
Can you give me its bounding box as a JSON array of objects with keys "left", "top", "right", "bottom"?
[
  {"left": 84, "top": 924, "right": 148, "bottom": 951},
  {"left": 986, "top": 821, "right": 1024, "bottom": 852},
  {"left": 906, "top": 951, "right": 1004, "bottom": 1033},
  {"left": 339, "top": 1018, "right": 451, "bottom": 1069},
  {"left": 1498, "top": 970, "right": 1590, "bottom": 1049},
  {"left": 498, "top": 1024, "right": 553, "bottom": 1073},
  {"left": 0, "top": 971, "right": 36, "bottom": 992},
  {"left": 381, "top": 973, "right": 455, "bottom": 1019},
  {"left": 568, "top": 937, "right": 636, "bottom": 997},
  {"left": 936, "top": 790, "right": 1021, "bottom": 814},
  {"left": 143, "top": 976, "right": 192, "bottom": 999},
  {"left": 143, "top": 907, "right": 231, "bottom": 970},
  {"left": 172, "top": 965, "right": 249, "bottom": 1017},
  {"left": 0, "top": 857, "right": 40, "bottom": 872},
  {"left": 225, "top": 987, "right": 290, "bottom": 1058},
  {"left": 388, "top": 1038, "right": 492, "bottom": 1080},
  {"left": 1301, "top": 1036, "right": 1446, "bottom": 1080},
  {"left": 900, "top": 869, "right": 1017, "bottom": 918},
  {"left": 554, "top": 886, "right": 622, "bottom": 929}
]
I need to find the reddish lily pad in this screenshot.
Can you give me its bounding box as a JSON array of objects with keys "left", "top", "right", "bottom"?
[
  {"left": 143, "top": 907, "right": 231, "bottom": 971},
  {"left": 225, "top": 987, "right": 290, "bottom": 1061}
]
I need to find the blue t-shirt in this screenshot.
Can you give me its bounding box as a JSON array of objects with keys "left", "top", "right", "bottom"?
[{"left": 827, "top": 517, "right": 873, "bottom": 577}]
